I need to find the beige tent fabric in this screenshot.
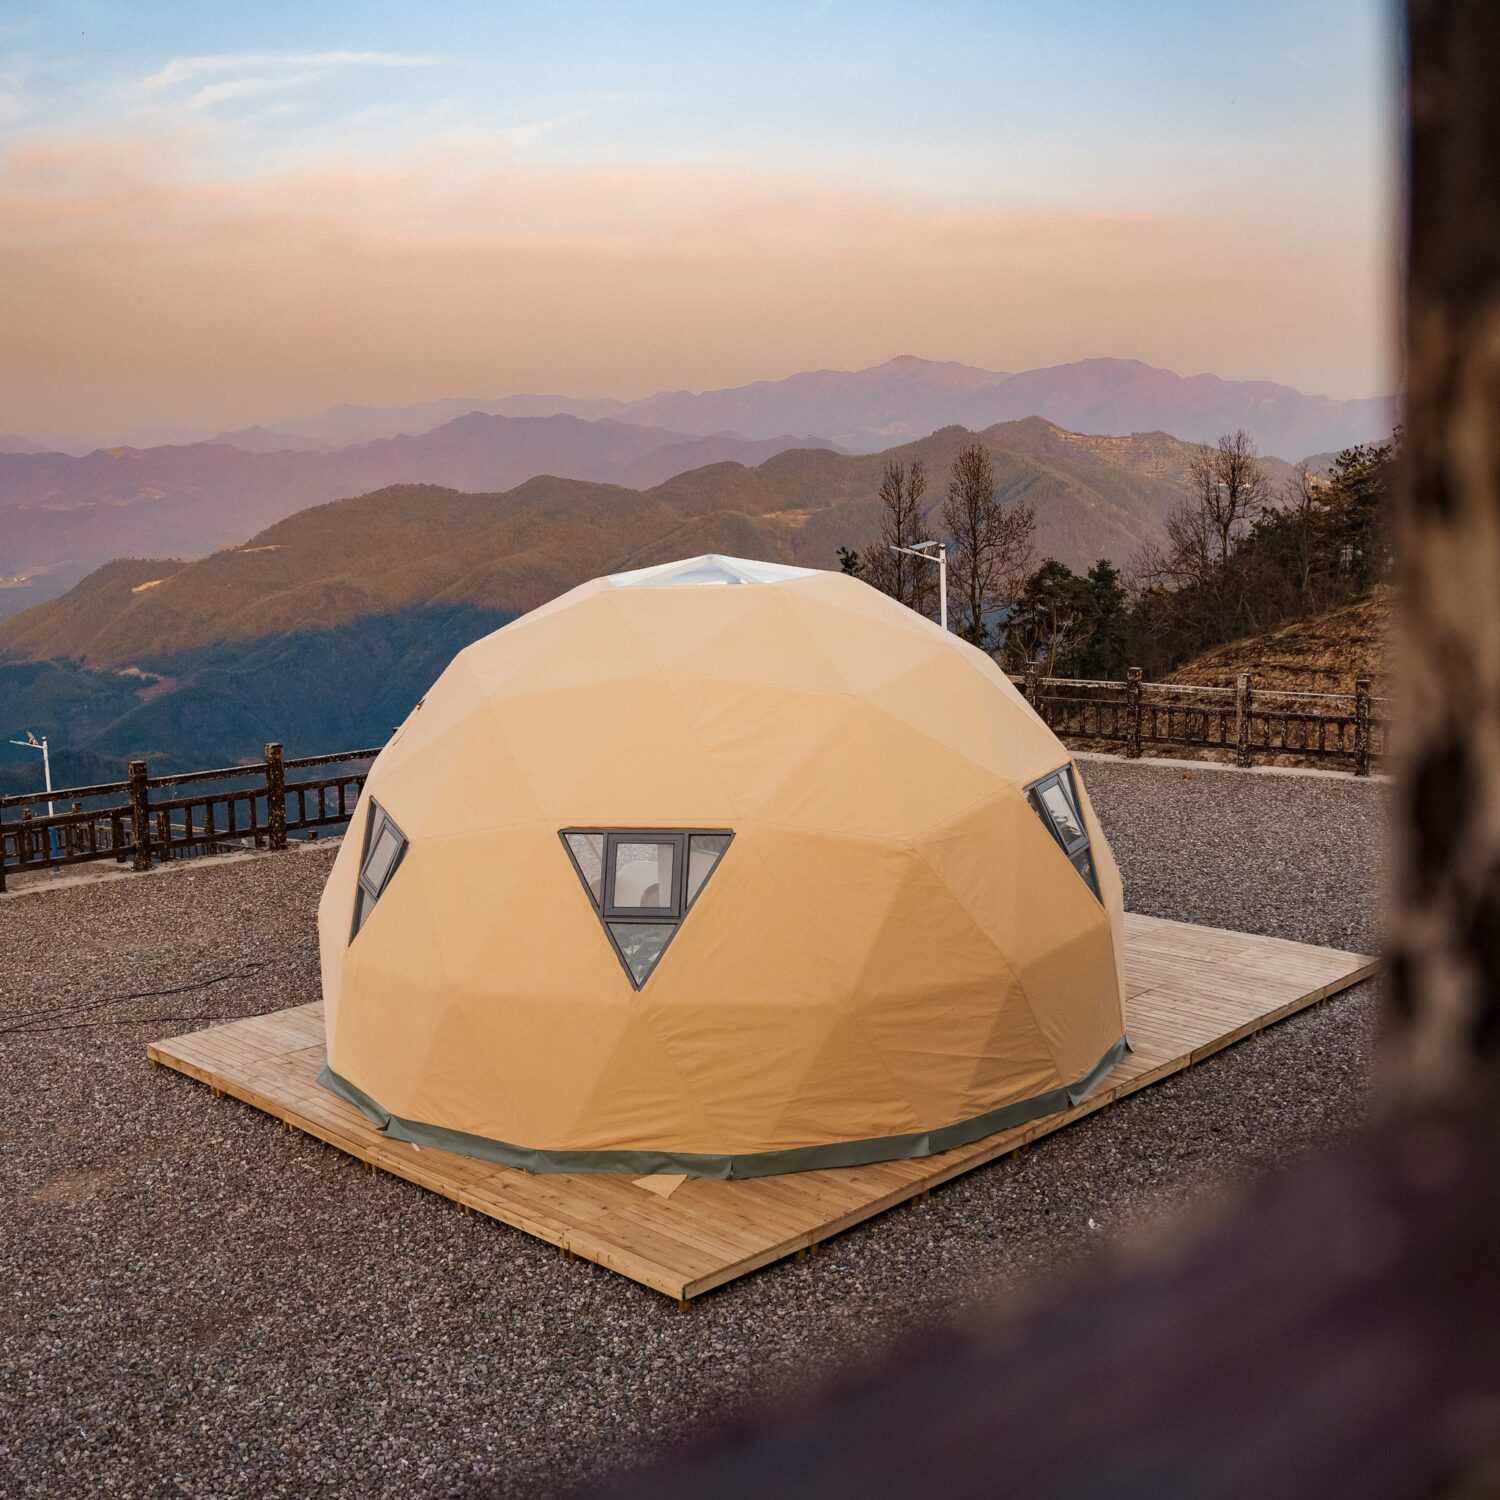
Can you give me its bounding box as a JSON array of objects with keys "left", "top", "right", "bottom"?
[{"left": 318, "top": 557, "right": 1126, "bottom": 1172}]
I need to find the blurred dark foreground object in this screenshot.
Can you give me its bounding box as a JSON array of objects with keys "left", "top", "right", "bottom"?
[
  {"left": 577, "top": 2, "right": 1500, "bottom": 1496},
  {"left": 592, "top": 1099, "right": 1500, "bottom": 1500}
]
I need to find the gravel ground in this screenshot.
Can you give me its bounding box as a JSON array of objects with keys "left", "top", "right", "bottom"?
[{"left": 0, "top": 759, "right": 1386, "bottom": 1499}]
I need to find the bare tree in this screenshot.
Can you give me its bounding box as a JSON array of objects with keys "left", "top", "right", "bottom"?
[
  {"left": 1131, "top": 428, "right": 1274, "bottom": 663},
  {"left": 1184, "top": 428, "right": 1270, "bottom": 568},
  {"left": 860, "top": 460, "right": 935, "bottom": 618},
  {"left": 941, "top": 443, "right": 1035, "bottom": 647}
]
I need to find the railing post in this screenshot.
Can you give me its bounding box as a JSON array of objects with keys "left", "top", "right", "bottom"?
[
  {"left": 265, "top": 742, "right": 287, "bottom": 851},
  {"left": 1024, "top": 662, "right": 1040, "bottom": 707},
  {"left": 1125, "top": 668, "right": 1143, "bottom": 759},
  {"left": 1235, "top": 672, "right": 1253, "bottom": 769},
  {"left": 129, "top": 758, "right": 152, "bottom": 871},
  {"left": 1354, "top": 677, "right": 1372, "bottom": 778},
  {"left": 18, "top": 809, "right": 33, "bottom": 873},
  {"left": 0, "top": 807, "right": 6, "bottom": 893}
]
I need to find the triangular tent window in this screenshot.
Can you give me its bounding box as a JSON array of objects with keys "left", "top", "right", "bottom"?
[
  {"left": 561, "top": 828, "right": 733, "bottom": 988},
  {"left": 1025, "top": 767, "right": 1101, "bottom": 902},
  {"left": 351, "top": 799, "right": 409, "bottom": 941}
]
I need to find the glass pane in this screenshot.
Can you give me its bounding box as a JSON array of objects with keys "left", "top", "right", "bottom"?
[
  {"left": 1060, "top": 771, "right": 1084, "bottom": 822},
  {"left": 1039, "top": 781, "right": 1084, "bottom": 846},
  {"left": 686, "top": 833, "right": 730, "bottom": 905},
  {"left": 612, "top": 840, "right": 675, "bottom": 909},
  {"left": 362, "top": 821, "right": 404, "bottom": 893},
  {"left": 607, "top": 922, "right": 677, "bottom": 987},
  {"left": 656, "top": 559, "right": 745, "bottom": 586},
  {"left": 352, "top": 886, "right": 376, "bottom": 938},
  {"left": 564, "top": 831, "right": 605, "bottom": 905},
  {"left": 1071, "top": 847, "right": 1100, "bottom": 900}
]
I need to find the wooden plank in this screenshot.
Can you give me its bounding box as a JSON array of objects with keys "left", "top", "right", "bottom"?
[{"left": 148, "top": 916, "right": 1375, "bottom": 1306}]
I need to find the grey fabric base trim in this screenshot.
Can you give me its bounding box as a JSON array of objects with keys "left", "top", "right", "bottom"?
[
  {"left": 322, "top": 1038, "right": 1128, "bottom": 1176},
  {"left": 317, "top": 1036, "right": 1128, "bottom": 1181},
  {"left": 1068, "top": 1034, "right": 1130, "bottom": 1105}
]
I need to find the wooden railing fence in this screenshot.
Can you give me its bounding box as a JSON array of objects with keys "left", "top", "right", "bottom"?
[
  {"left": 0, "top": 744, "right": 379, "bottom": 892},
  {"left": 1, "top": 672, "right": 1385, "bottom": 888},
  {"left": 1012, "top": 667, "right": 1387, "bottom": 775}
]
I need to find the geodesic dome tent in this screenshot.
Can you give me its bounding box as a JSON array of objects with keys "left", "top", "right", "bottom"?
[{"left": 316, "top": 554, "right": 1127, "bottom": 1178}]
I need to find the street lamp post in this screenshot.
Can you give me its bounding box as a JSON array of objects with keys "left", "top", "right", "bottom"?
[
  {"left": 889, "top": 540, "right": 948, "bottom": 632},
  {"left": 8, "top": 731, "right": 56, "bottom": 859}
]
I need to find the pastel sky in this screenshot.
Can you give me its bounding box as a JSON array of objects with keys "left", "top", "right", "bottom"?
[{"left": 1, "top": 0, "right": 1399, "bottom": 434}]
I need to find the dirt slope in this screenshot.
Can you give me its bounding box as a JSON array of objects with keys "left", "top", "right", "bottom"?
[{"left": 1164, "top": 586, "right": 1392, "bottom": 694}]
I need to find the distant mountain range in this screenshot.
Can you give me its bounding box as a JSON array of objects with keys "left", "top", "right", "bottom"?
[
  {"left": 0, "top": 418, "right": 1258, "bottom": 666},
  {"left": 0, "top": 354, "right": 1394, "bottom": 621},
  {"left": 0, "top": 416, "right": 834, "bottom": 616},
  {"left": 548, "top": 355, "right": 1393, "bottom": 460},
  {"left": 7, "top": 353, "right": 1396, "bottom": 461},
  {"left": 0, "top": 417, "right": 1288, "bottom": 785}
]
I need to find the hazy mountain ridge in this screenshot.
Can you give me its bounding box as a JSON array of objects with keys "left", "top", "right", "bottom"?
[
  {"left": 1, "top": 355, "right": 1392, "bottom": 620},
  {"left": 208, "top": 426, "right": 334, "bottom": 453},
  {"left": 10, "top": 354, "right": 1395, "bottom": 460},
  {"left": 2, "top": 417, "right": 1209, "bottom": 670},
  {"left": 253, "top": 354, "right": 1398, "bottom": 457},
  {"left": 0, "top": 414, "right": 835, "bottom": 610}
]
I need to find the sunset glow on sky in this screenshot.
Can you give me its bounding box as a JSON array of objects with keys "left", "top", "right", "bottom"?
[{"left": 1, "top": 0, "right": 1399, "bottom": 433}]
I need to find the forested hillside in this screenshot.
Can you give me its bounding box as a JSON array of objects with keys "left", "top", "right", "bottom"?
[
  {"left": 983, "top": 434, "right": 1399, "bottom": 683},
  {"left": 0, "top": 605, "right": 511, "bottom": 793}
]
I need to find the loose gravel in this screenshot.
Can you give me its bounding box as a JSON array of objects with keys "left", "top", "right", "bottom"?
[{"left": 0, "top": 760, "right": 1386, "bottom": 1499}]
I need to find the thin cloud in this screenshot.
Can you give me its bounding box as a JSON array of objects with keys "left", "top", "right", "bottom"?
[
  {"left": 185, "top": 76, "right": 297, "bottom": 111},
  {"left": 145, "top": 51, "right": 431, "bottom": 92}
]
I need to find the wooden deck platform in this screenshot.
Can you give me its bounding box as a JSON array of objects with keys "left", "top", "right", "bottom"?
[{"left": 148, "top": 914, "right": 1376, "bottom": 1306}]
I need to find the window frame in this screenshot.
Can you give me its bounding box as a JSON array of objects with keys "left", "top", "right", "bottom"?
[
  {"left": 558, "top": 826, "right": 735, "bottom": 989},
  {"left": 350, "top": 798, "right": 409, "bottom": 943},
  {"left": 1025, "top": 766, "right": 1101, "bottom": 903},
  {"left": 601, "top": 830, "right": 688, "bottom": 920}
]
